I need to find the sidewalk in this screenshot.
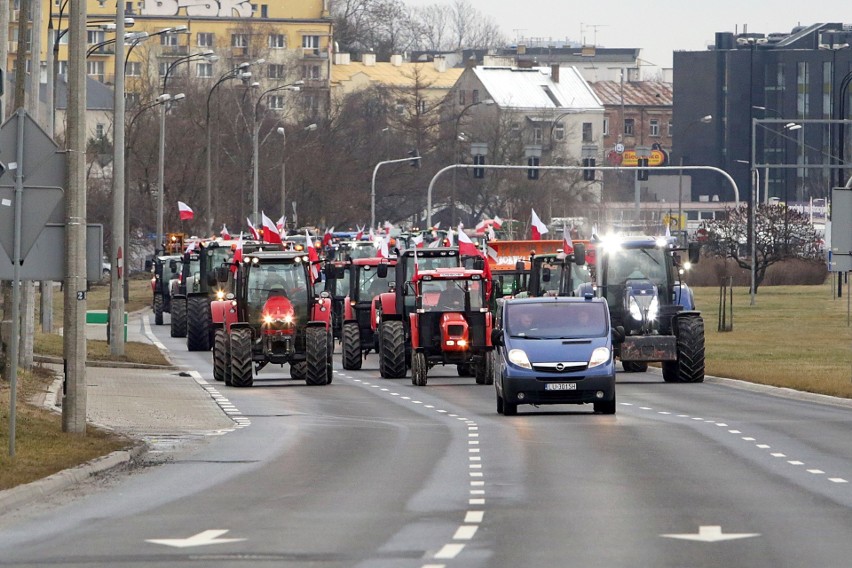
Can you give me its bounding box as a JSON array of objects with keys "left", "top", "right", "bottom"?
[{"left": 0, "top": 309, "right": 238, "bottom": 513}]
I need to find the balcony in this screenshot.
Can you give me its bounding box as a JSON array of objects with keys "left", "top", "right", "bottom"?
[
  {"left": 160, "top": 45, "right": 189, "bottom": 57},
  {"left": 301, "top": 47, "right": 328, "bottom": 60}
]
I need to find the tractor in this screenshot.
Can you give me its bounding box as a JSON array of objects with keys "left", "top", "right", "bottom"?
[
  {"left": 409, "top": 267, "right": 494, "bottom": 386},
  {"left": 338, "top": 256, "right": 397, "bottom": 370},
  {"left": 525, "top": 241, "right": 590, "bottom": 297},
  {"left": 580, "top": 234, "right": 704, "bottom": 382},
  {"left": 149, "top": 254, "right": 182, "bottom": 325},
  {"left": 210, "top": 251, "right": 333, "bottom": 387},
  {"left": 374, "top": 247, "right": 462, "bottom": 378}
]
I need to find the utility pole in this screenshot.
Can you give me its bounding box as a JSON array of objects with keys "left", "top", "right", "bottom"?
[
  {"left": 62, "top": 0, "right": 87, "bottom": 434},
  {"left": 108, "top": 0, "right": 126, "bottom": 355}
]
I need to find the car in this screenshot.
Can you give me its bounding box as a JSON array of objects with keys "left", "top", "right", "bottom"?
[{"left": 491, "top": 296, "right": 618, "bottom": 415}]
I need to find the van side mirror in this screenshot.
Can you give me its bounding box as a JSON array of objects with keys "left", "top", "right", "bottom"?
[
  {"left": 573, "top": 242, "right": 586, "bottom": 266},
  {"left": 490, "top": 328, "right": 503, "bottom": 346}
]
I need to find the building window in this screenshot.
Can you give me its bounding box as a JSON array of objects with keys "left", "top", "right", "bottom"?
[
  {"left": 197, "top": 32, "right": 214, "bottom": 47},
  {"left": 303, "top": 64, "right": 321, "bottom": 80},
  {"left": 268, "top": 95, "right": 285, "bottom": 110},
  {"left": 302, "top": 35, "right": 319, "bottom": 53},
  {"left": 624, "top": 118, "right": 635, "bottom": 136},
  {"left": 87, "top": 30, "right": 105, "bottom": 45},
  {"left": 305, "top": 94, "right": 320, "bottom": 116},
  {"left": 261, "top": 4, "right": 268, "bottom": 18},
  {"left": 603, "top": 117, "right": 609, "bottom": 136},
  {"left": 50, "top": 29, "right": 69, "bottom": 46},
  {"left": 553, "top": 122, "right": 565, "bottom": 141},
  {"left": 268, "top": 64, "right": 285, "bottom": 79},
  {"left": 667, "top": 121, "right": 673, "bottom": 137},
  {"left": 511, "top": 122, "right": 521, "bottom": 134},
  {"left": 418, "top": 100, "right": 426, "bottom": 114},
  {"left": 458, "top": 89, "right": 465, "bottom": 106},
  {"left": 161, "top": 33, "right": 178, "bottom": 47},
  {"left": 126, "top": 61, "right": 142, "bottom": 76},
  {"left": 126, "top": 92, "right": 140, "bottom": 107},
  {"left": 197, "top": 62, "right": 213, "bottom": 78},
  {"left": 532, "top": 127, "right": 543, "bottom": 144},
  {"left": 95, "top": 123, "right": 106, "bottom": 139},
  {"left": 87, "top": 60, "right": 104, "bottom": 78},
  {"left": 232, "top": 33, "right": 249, "bottom": 47},
  {"left": 58, "top": 60, "right": 68, "bottom": 76},
  {"left": 269, "top": 34, "right": 286, "bottom": 49},
  {"left": 649, "top": 119, "right": 660, "bottom": 137},
  {"left": 158, "top": 61, "right": 170, "bottom": 77},
  {"left": 472, "top": 89, "right": 479, "bottom": 104},
  {"left": 582, "top": 122, "right": 593, "bottom": 142}
]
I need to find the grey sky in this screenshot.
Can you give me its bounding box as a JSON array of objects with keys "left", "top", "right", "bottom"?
[{"left": 404, "top": 0, "right": 846, "bottom": 71}]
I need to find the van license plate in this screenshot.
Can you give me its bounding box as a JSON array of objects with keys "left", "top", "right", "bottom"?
[{"left": 544, "top": 383, "right": 576, "bottom": 391}]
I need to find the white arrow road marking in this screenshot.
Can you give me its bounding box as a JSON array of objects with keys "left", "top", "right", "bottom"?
[
  {"left": 146, "top": 530, "right": 246, "bottom": 548},
  {"left": 661, "top": 526, "right": 760, "bottom": 542}
]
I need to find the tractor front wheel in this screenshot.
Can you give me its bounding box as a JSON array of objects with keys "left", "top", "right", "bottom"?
[
  {"left": 341, "top": 322, "right": 362, "bottom": 370},
  {"left": 305, "top": 326, "right": 331, "bottom": 385},
  {"left": 153, "top": 293, "right": 164, "bottom": 325},
  {"left": 213, "top": 328, "right": 227, "bottom": 382},
  {"left": 186, "top": 296, "right": 212, "bottom": 351},
  {"left": 379, "top": 320, "right": 406, "bottom": 379},
  {"left": 411, "top": 351, "right": 428, "bottom": 386},
  {"left": 170, "top": 298, "right": 187, "bottom": 338},
  {"left": 663, "top": 316, "right": 705, "bottom": 383},
  {"left": 229, "top": 328, "right": 253, "bottom": 387}
]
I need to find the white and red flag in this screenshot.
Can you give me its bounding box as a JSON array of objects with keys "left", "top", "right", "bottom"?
[
  {"left": 220, "top": 224, "right": 231, "bottom": 240},
  {"left": 458, "top": 224, "right": 492, "bottom": 299},
  {"left": 376, "top": 235, "right": 390, "bottom": 259},
  {"left": 322, "top": 227, "right": 335, "bottom": 247},
  {"left": 561, "top": 223, "right": 574, "bottom": 255},
  {"left": 530, "top": 208, "right": 548, "bottom": 240},
  {"left": 306, "top": 229, "right": 320, "bottom": 282},
  {"left": 246, "top": 217, "right": 259, "bottom": 240},
  {"left": 231, "top": 233, "right": 244, "bottom": 273},
  {"left": 411, "top": 233, "right": 424, "bottom": 248},
  {"left": 355, "top": 225, "right": 365, "bottom": 241},
  {"left": 261, "top": 212, "right": 283, "bottom": 244},
  {"left": 178, "top": 201, "right": 194, "bottom": 221},
  {"left": 276, "top": 216, "right": 286, "bottom": 233}
]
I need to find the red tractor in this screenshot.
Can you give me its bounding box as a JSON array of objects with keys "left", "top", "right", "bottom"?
[
  {"left": 338, "top": 256, "right": 397, "bottom": 370},
  {"left": 210, "top": 251, "right": 333, "bottom": 387},
  {"left": 409, "top": 267, "right": 494, "bottom": 386}
]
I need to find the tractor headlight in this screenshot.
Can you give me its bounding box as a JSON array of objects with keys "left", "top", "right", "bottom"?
[
  {"left": 508, "top": 349, "right": 532, "bottom": 369},
  {"left": 588, "top": 347, "right": 611, "bottom": 368},
  {"left": 628, "top": 297, "right": 643, "bottom": 320},
  {"left": 647, "top": 296, "right": 659, "bottom": 320},
  {"left": 263, "top": 314, "right": 274, "bottom": 325},
  {"left": 216, "top": 290, "right": 225, "bottom": 301}
]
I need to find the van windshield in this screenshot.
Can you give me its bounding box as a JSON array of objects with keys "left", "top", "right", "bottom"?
[{"left": 506, "top": 302, "right": 607, "bottom": 339}]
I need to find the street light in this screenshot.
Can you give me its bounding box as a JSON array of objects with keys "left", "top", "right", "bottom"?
[
  {"left": 736, "top": 158, "right": 759, "bottom": 306},
  {"left": 276, "top": 123, "right": 317, "bottom": 232},
  {"left": 252, "top": 81, "right": 304, "bottom": 224},
  {"left": 155, "top": 93, "right": 186, "bottom": 253},
  {"left": 676, "top": 114, "right": 712, "bottom": 230},
  {"left": 163, "top": 50, "right": 218, "bottom": 92}
]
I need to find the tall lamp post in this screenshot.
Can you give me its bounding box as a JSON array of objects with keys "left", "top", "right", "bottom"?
[
  {"left": 155, "top": 93, "right": 185, "bottom": 253},
  {"left": 252, "top": 81, "right": 304, "bottom": 225},
  {"left": 276, "top": 123, "right": 317, "bottom": 231},
  {"left": 676, "top": 114, "right": 712, "bottom": 229}
]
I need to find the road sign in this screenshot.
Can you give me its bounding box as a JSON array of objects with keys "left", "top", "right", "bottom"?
[
  {"left": 0, "top": 110, "right": 66, "bottom": 188},
  {"left": 0, "top": 224, "right": 103, "bottom": 281},
  {"left": 0, "top": 185, "right": 63, "bottom": 262}
]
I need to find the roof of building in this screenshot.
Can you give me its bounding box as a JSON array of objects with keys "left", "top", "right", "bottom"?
[
  {"left": 590, "top": 80, "right": 673, "bottom": 107},
  {"left": 331, "top": 61, "right": 463, "bottom": 89},
  {"left": 7, "top": 73, "right": 114, "bottom": 111},
  {"left": 471, "top": 65, "right": 603, "bottom": 111}
]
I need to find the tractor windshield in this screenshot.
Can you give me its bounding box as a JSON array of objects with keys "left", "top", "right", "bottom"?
[
  {"left": 404, "top": 254, "right": 458, "bottom": 281},
  {"left": 185, "top": 253, "right": 202, "bottom": 292},
  {"left": 420, "top": 279, "right": 483, "bottom": 312},
  {"left": 207, "top": 246, "right": 232, "bottom": 271},
  {"left": 605, "top": 247, "right": 667, "bottom": 288},
  {"left": 358, "top": 265, "right": 394, "bottom": 301},
  {"left": 347, "top": 243, "right": 377, "bottom": 259},
  {"left": 246, "top": 262, "right": 310, "bottom": 324}
]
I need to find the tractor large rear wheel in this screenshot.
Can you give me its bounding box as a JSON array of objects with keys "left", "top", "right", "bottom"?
[
  {"left": 379, "top": 320, "right": 406, "bottom": 378},
  {"left": 305, "top": 326, "right": 331, "bottom": 385},
  {"left": 213, "top": 328, "right": 227, "bottom": 382},
  {"left": 291, "top": 361, "right": 306, "bottom": 380},
  {"left": 170, "top": 297, "right": 187, "bottom": 338},
  {"left": 341, "top": 322, "right": 362, "bottom": 370},
  {"left": 153, "top": 293, "right": 164, "bottom": 325},
  {"left": 229, "top": 328, "right": 253, "bottom": 387},
  {"left": 663, "top": 316, "right": 705, "bottom": 383},
  {"left": 186, "top": 296, "right": 212, "bottom": 351}
]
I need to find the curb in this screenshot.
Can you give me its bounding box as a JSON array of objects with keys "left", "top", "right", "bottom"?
[
  {"left": 0, "top": 443, "right": 147, "bottom": 514},
  {"left": 33, "top": 354, "right": 178, "bottom": 370}
]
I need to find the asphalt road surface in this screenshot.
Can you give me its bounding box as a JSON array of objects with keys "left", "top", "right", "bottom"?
[{"left": 1, "top": 323, "right": 852, "bottom": 567}]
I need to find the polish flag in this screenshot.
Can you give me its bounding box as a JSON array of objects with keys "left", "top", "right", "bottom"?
[
  {"left": 261, "top": 212, "right": 283, "bottom": 244},
  {"left": 246, "top": 217, "right": 259, "bottom": 240},
  {"left": 355, "top": 225, "right": 364, "bottom": 241},
  {"left": 458, "top": 224, "right": 492, "bottom": 299},
  {"left": 306, "top": 229, "right": 320, "bottom": 282},
  {"left": 220, "top": 224, "right": 231, "bottom": 240},
  {"left": 446, "top": 228, "right": 455, "bottom": 247},
  {"left": 276, "top": 216, "right": 286, "bottom": 233},
  {"left": 530, "top": 209, "right": 548, "bottom": 240},
  {"left": 561, "top": 223, "right": 574, "bottom": 255},
  {"left": 491, "top": 216, "right": 503, "bottom": 229},
  {"left": 376, "top": 235, "right": 390, "bottom": 259},
  {"left": 231, "top": 233, "right": 244, "bottom": 273},
  {"left": 427, "top": 237, "right": 441, "bottom": 249},
  {"left": 322, "top": 227, "right": 335, "bottom": 247},
  {"left": 411, "top": 233, "right": 424, "bottom": 248},
  {"left": 184, "top": 240, "right": 198, "bottom": 254},
  {"left": 178, "top": 201, "right": 194, "bottom": 221},
  {"left": 487, "top": 225, "right": 497, "bottom": 241}
]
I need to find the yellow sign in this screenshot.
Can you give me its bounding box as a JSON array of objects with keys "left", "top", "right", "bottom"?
[
  {"left": 620, "top": 149, "right": 667, "bottom": 167},
  {"left": 663, "top": 214, "right": 685, "bottom": 230}
]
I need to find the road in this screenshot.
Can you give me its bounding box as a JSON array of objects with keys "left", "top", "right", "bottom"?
[{"left": 1, "top": 322, "right": 852, "bottom": 567}]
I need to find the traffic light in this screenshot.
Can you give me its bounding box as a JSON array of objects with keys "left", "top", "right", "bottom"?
[
  {"left": 473, "top": 154, "right": 485, "bottom": 178},
  {"left": 582, "top": 157, "right": 596, "bottom": 181},
  {"left": 527, "top": 156, "right": 540, "bottom": 180},
  {"left": 637, "top": 157, "right": 649, "bottom": 181},
  {"left": 408, "top": 149, "right": 420, "bottom": 168}
]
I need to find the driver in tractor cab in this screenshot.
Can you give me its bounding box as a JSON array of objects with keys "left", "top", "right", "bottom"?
[
  {"left": 265, "top": 272, "right": 289, "bottom": 299},
  {"left": 438, "top": 283, "right": 464, "bottom": 310}
]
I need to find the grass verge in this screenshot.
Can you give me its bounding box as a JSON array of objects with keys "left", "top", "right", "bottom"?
[
  {"left": 0, "top": 366, "right": 129, "bottom": 491},
  {"left": 694, "top": 280, "right": 852, "bottom": 399}
]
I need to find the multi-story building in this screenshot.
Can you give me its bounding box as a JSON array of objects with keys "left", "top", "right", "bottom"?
[
  {"left": 7, "top": 0, "right": 333, "bottom": 122},
  {"left": 674, "top": 23, "right": 852, "bottom": 207}
]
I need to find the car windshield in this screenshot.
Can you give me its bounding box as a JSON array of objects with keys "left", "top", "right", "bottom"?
[
  {"left": 506, "top": 302, "right": 607, "bottom": 339},
  {"left": 246, "top": 262, "right": 309, "bottom": 323},
  {"left": 358, "top": 265, "right": 394, "bottom": 300},
  {"left": 420, "top": 279, "right": 483, "bottom": 312}
]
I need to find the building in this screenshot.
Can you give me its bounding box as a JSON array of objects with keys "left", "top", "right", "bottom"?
[
  {"left": 7, "top": 0, "right": 334, "bottom": 120},
  {"left": 674, "top": 23, "right": 852, "bottom": 209}
]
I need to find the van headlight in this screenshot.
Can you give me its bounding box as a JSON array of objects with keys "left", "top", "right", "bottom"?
[
  {"left": 508, "top": 349, "right": 532, "bottom": 369},
  {"left": 588, "top": 347, "right": 611, "bottom": 368}
]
